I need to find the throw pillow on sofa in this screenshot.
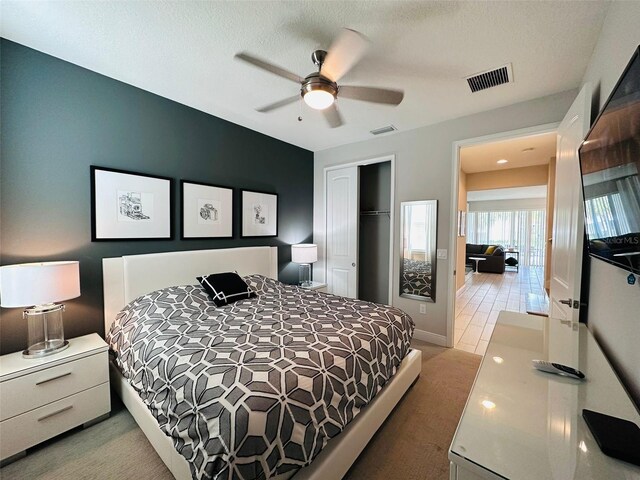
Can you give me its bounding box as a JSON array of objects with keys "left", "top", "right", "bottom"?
[{"left": 484, "top": 245, "right": 497, "bottom": 255}]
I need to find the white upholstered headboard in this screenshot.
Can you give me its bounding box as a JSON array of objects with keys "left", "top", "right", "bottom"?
[{"left": 102, "top": 246, "right": 278, "bottom": 333}]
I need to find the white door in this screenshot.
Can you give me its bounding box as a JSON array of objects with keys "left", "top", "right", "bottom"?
[
  {"left": 549, "top": 84, "right": 591, "bottom": 322},
  {"left": 326, "top": 166, "right": 358, "bottom": 298}
]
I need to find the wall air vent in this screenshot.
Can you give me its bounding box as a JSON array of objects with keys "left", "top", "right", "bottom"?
[
  {"left": 466, "top": 64, "right": 513, "bottom": 93},
  {"left": 370, "top": 125, "right": 397, "bottom": 136}
]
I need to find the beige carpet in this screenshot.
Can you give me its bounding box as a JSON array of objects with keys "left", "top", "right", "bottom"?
[{"left": 0, "top": 341, "right": 480, "bottom": 480}]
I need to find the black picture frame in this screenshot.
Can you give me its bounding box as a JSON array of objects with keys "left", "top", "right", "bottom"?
[
  {"left": 180, "top": 180, "right": 234, "bottom": 240},
  {"left": 241, "top": 189, "right": 278, "bottom": 238},
  {"left": 91, "top": 166, "right": 174, "bottom": 241}
]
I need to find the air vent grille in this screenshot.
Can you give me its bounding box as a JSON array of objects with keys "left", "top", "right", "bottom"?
[
  {"left": 370, "top": 125, "right": 397, "bottom": 136},
  {"left": 466, "top": 64, "right": 512, "bottom": 93}
]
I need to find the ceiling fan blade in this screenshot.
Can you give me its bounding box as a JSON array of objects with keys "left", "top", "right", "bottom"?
[
  {"left": 320, "top": 28, "right": 370, "bottom": 83},
  {"left": 235, "top": 52, "right": 303, "bottom": 84},
  {"left": 256, "top": 95, "right": 300, "bottom": 113},
  {"left": 339, "top": 86, "right": 404, "bottom": 105},
  {"left": 322, "top": 103, "right": 344, "bottom": 128}
]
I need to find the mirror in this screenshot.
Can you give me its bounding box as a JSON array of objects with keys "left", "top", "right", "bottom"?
[{"left": 400, "top": 200, "right": 438, "bottom": 302}]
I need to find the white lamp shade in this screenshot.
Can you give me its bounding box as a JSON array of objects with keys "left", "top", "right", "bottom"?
[
  {"left": 0, "top": 261, "right": 80, "bottom": 308},
  {"left": 291, "top": 244, "right": 318, "bottom": 264}
]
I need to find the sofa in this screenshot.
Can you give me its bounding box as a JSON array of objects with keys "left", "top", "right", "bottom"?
[{"left": 466, "top": 244, "right": 506, "bottom": 274}]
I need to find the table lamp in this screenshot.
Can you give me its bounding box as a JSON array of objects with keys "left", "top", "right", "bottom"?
[
  {"left": 0, "top": 261, "right": 80, "bottom": 358},
  {"left": 291, "top": 244, "right": 317, "bottom": 287}
]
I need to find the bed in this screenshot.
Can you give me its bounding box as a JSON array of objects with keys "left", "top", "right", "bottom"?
[
  {"left": 103, "top": 246, "right": 421, "bottom": 480},
  {"left": 400, "top": 258, "right": 432, "bottom": 297}
]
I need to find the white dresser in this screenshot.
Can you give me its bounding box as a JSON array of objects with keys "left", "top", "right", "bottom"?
[
  {"left": 0, "top": 334, "right": 110, "bottom": 463},
  {"left": 449, "top": 311, "right": 640, "bottom": 479}
]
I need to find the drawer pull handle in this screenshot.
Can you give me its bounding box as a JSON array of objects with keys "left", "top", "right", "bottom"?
[
  {"left": 35, "top": 372, "right": 71, "bottom": 386},
  {"left": 37, "top": 405, "right": 73, "bottom": 422}
]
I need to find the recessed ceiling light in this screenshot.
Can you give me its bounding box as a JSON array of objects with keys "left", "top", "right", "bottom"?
[
  {"left": 493, "top": 356, "right": 504, "bottom": 364},
  {"left": 522, "top": 147, "right": 535, "bottom": 153},
  {"left": 497, "top": 159, "right": 508, "bottom": 164}
]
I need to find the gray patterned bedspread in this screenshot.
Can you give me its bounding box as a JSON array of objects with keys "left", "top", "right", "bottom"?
[{"left": 107, "top": 275, "right": 414, "bottom": 480}]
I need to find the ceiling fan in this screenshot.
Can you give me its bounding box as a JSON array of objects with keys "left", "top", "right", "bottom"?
[{"left": 234, "top": 28, "right": 404, "bottom": 128}]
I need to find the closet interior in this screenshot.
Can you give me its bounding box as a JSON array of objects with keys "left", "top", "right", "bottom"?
[{"left": 358, "top": 161, "right": 391, "bottom": 305}]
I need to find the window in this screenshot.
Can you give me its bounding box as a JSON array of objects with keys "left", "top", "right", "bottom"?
[{"left": 467, "top": 209, "right": 546, "bottom": 267}]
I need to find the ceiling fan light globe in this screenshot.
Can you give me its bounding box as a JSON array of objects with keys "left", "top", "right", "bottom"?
[{"left": 303, "top": 90, "right": 335, "bottom": 110}]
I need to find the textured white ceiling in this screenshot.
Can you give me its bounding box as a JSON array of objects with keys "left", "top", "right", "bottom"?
[
  {"left": 0, "top": 1, "right": 609, "bottom": 152},
  {"left": 460, "top": 131, "right": 557, "bottom": 173}
]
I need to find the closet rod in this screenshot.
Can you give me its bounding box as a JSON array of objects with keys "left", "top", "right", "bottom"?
[{"left": 360, "top": 210, "right": 390, "bottom": 216}]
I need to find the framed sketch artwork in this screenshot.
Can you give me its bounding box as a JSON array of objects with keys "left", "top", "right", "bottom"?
[
  {"left": 181, "top": 181, "right": 233, "bottom": 239},
  {"left": 91, "top": 166, "right": 173, "bottom": 241},
  {"left": 457, "top": 210, "right": 467, "bottom": 237},
  {"left": 241, "top": 190, "right": 278, "bottom": 237}
]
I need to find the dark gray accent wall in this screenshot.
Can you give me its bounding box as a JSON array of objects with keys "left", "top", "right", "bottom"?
[{"left": 0, "top": 39, "right": 313, "bottom": 355}]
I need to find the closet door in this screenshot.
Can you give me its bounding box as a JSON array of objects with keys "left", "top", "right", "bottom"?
[{"left": 326, "top": 166, "right": 358, "bottom": 298}]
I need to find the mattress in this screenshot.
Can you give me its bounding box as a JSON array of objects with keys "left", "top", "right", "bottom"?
[{"left": 107, "top": 274, "right": 414, "bottom": 480}]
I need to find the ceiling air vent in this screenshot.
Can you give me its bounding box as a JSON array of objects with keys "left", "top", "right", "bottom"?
[
  {"left": 370, "top": 125, "right": 397, "bottom": 136},
  {"left": 466, "top": 64, "right": 513, "bottom": 93}
]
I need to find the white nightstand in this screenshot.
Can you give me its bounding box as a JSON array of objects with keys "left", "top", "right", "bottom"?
[
  {"left": 0, "top": 333, "right": 110, "bottom": 464},
  {"left": 300, "top": 281, "right": 328, "bottom": 293}
]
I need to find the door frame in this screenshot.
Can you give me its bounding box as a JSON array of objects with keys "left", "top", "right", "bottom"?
[
  {"left": 447, "top": 123, "right": 559, "bottom": 348},
  {"left": 323, "top": 154, "right": 396, "bottom": 304}
]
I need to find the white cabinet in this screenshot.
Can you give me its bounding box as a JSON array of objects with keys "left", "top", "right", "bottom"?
[
  {"left": 449, "top": 312, "right": 640, "bottom": 479},
  {"left": 0, "top": 334, "right": 110, "bottom": 462}
]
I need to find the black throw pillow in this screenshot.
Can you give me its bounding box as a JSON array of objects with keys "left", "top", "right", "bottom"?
[
  {"left": 197, "top": 272, "right": 256, "bottom": 307},
  {"left": 505, "top": 257, "right": 518, "bottom": 266}
]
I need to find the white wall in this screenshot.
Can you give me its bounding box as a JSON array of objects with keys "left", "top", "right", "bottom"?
[
  {"left": 580, "top": 1, "right": 640, "bottom": 406},
  {"left": 468, "top": 198, "right": 547, "bottom": 212},
  {"left": 314, "top": 89, "right": 576, "bottom": 343}
]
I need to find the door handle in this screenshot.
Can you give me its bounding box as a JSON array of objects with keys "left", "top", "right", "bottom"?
[
  {"left": 352, "top": 262, "right": 356, "bottom": 267},
  {"left": 559, "top": 299, "right": 572, "bottom": 306}
]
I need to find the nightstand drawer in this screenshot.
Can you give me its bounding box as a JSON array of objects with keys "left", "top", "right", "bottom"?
[
  {"left": 0, "top": 382, "right": 110, "bottom": 460},
  {"left": 0, "top": 350, "right": 108, "bottom": 421}
]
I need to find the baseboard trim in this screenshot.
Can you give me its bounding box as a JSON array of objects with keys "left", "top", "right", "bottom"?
[{"left": 413, "top": 329, "right": 448, "bottom": 346}]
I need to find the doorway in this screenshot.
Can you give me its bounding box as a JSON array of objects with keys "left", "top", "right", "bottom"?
[
  {"left": 448, "top": 124, "right": 559, "bottom": 354},
  {"left": 324, "top": 155, "right": 395, "bottom": 304}
]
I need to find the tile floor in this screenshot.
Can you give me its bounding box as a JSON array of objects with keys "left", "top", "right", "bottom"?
[{"left": 454, "top": 266, "right": 546, "bottom": 356}]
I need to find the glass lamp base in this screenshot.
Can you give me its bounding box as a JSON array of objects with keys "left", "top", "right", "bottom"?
[
  {"left": 298, "top": 263, "right": 312, "bottom": 287},
  {"left": 22, "top": 303, "right": 68, "bottom": 359},
  {"left": 23, "top": 339, "right": 69, "bottom": 358}
]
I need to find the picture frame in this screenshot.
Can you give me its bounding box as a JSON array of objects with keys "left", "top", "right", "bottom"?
[
  {"left": 91, "top": 166, "right": 173, "bottom": 241},
  {"left": 457, "top": 210, "right": 467, "bottom": 237},
  {"left": 461, "top": 211, "right": 467, "bottom": 237},
  {"left": 181, "top": 180, "right": 233, "bottom": 239},
  {"left": 241, "top": 189, "right": 278, "bottom": 237}
]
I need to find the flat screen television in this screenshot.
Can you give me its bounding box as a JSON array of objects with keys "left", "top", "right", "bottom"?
[{"left": 579, "top": 46, "right": 640, "bottom": 274}]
